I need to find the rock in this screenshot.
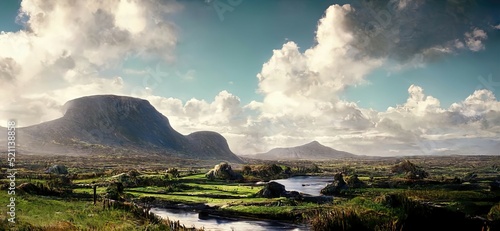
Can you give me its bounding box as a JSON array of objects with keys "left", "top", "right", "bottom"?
[
  {"left": 281, "top": 190, "right": 302, "bottom": 200},
  {"left": 490, "top": 180, "right": 500, "bottom": 191},
  {"left": 257, "top": 181, "right": 286, "bottom": 198},
  {"left": 205, "top": 162, "right": 243, "bottom": 181},
  {"left": 46, "top": 165, "right": 68, "bottom": 174},
  {"left": 346, "top": 174, "right": 366, "bottom": 188},
  {"left": 320, "top": 172, "right": 348, "bottom": 196}
]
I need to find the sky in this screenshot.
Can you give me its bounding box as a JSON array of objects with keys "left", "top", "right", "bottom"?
[{"left": 1, "top": 0, "right": 500, "bottom": 156}]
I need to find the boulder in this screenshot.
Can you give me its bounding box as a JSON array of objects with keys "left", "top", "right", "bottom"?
[
  {"left": 346, "top": 174, "right": 366, "bottom": 188},
  {"left": 281, "top": 190, "right": 302, "bottom": 200},
  {"left": 320, "top": 172, "right": 348, "bottom": 196},
  {"left": 490, "top": 180, "right": 500, "bottom": 191},
  {"left": 205, "top": 162, "right": 243, "bottom": 181},
  {"left": 257, "top": 181, "right": 286, "bottom": 198},
  {"left": 46, "top": 165, "right": 68, "bottom": 174}
]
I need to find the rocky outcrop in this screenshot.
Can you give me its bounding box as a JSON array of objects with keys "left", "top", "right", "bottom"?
[
  {"left": 256, "top": 182, "right": 286, "bottom": 198},
  {"left": 320, "top": 172, "right": 348, "bottom": 195},
  {"left": 205, "top": 162, "right": 243, "bottom": 181},
  {"left": 46, "top": 165, "right": 68, "bottom": 174}
]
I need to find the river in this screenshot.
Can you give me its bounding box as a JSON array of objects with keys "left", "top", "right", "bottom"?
[
  {"left": 150, "top": 207, "right": 308, "bottom": 231},
  {"left": 151, "top": 175, "right": 333, "bottom": 231}
]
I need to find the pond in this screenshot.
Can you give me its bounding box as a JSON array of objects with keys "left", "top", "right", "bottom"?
[{"left": 272, "top": 175, "right": 332, "bottom": 196}]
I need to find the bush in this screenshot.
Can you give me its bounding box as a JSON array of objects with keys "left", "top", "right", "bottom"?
[
  {"left": 489, "top": 203, "right": 500, "bottom": 221},
  {"left": 307, "top": 208, "right": 398, "bottom": 231},
  {"left": 105, "top": 182, "right": 124, "bottom": 200},
  {"left": 166, "top": 168, "right": 179, "bottom": 178}
]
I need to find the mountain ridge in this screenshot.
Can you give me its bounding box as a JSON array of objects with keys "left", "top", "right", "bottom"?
[
  {"left": 249, "top": 141, "right": 356, "bottom": 160},
  {"left": 15, "top": 95, "right": 242, "bottom": 163}
]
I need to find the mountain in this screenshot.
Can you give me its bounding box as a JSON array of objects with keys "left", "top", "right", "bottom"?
[
  {"left": 251, "top": 141, "right": 356, "bottom": 160},
  {"left": 15, "top": 95, "right": 242, "bottom": 163}
]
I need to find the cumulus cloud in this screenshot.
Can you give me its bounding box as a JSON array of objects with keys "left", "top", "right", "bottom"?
[
  {"left": 0, "top": 0, "right": 180, "bottom": 126},
  {"left": 1, "top": 1, "right": 499, "bottom": 156},
  {"left": 338, "top": 0, "right": 498, "bottom": 61},
  {"left": 374, "top": 86, "right": 500, "bottom": 155},
  {"left": 144, "top": 90, "right": 246, "bottom": 133},
  {"left": 464, "top": 28, "right": 488, "bottom": 51},
  {"left": 215, "top": 3, "right": 500, "bottom": 155}
]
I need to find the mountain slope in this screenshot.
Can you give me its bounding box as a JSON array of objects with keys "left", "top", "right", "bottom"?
[
  {"left": 251, "top": 141, "right": 356, "bottom": 160},
  {"left": 18, "top": 95, "right": 242, "bottom": 163}
]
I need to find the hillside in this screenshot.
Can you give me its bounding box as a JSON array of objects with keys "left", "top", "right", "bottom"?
[
  {"left": 13, "top": 95, "right": 242, "bottom": 163},
  {"left": 250, "top": 141, "right": 356, "bottom": 160}
]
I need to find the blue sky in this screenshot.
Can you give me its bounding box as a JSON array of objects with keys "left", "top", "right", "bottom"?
[
  {"left": 1, "top": 0, "right": 499, "bottom": 155},
  {"left": 120, "top": 0, "right": 341, "bottom": 105}
]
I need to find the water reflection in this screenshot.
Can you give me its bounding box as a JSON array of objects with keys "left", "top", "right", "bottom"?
[
  {"left": 150, "top": 176, "right": 333, "bottom": 230},
  {"left": 272, "top": 175, "right": 332, "bottom": 196},
  {"left": 151, "top": 208, "right": 308, "bottom": 231}
]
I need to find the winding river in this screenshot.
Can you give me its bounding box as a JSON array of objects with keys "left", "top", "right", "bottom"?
[
  {"left": 151, "top": 176, "right": 332, "bottom": 231},
  {"left": 151, "top": 207, "right": 307, "bottom": 231}
]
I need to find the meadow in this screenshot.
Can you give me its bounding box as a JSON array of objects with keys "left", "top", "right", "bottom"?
[{"left": 0, "top": 154, "right": 499, "bottom": 230}]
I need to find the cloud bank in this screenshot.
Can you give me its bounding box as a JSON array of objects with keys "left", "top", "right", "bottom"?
[
  {"left": 0, "top": 0, "right": 180, "bottom": 126},
  {"left": 1, "top": 0, "right": 499, "bottom": 156}
]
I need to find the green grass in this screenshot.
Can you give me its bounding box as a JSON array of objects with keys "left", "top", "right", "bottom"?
[
  {"left": 127, "top": 189, "right": 274, "bottom": 205},
  {"left": 73, "top": 187, "right": 107, "bottom": 194},
  {"left": 181, "top": 173, "right": 206, "bottom": 180},
  {"left": 0, "top": 193, "right": 161, "bottom": 230}
]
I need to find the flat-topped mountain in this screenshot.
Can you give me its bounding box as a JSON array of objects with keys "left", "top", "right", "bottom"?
[
  {"left": 251, "top": 141, "right": 356, "bottom": 160},
  {"left": 17, "top": 95, "right": 242, "bottom": 163}
]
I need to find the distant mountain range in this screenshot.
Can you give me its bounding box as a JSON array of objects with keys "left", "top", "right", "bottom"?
[
  {"left": 248, "top": 141, "right": 356, "bottom": 160},
  {"left": 10, "top": 95, "right": 242, "bottom": 163}
]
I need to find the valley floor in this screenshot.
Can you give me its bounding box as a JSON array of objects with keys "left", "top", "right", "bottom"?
[{"left": 1, "top": 155, "right": 499, "bottom": 230}]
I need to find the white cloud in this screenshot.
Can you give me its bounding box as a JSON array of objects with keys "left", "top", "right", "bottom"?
[
  {"left": 131, "top": 4, "right": 500, "bottom": 156},
  {"left": 464, "top": 28, "right": 488, "bottom": 52},
  {"left": 0, "top": 0, "right": 180, "bottom": 126},
  {"left": 1, "top": 1, "right": 499, "bottom": 157}
]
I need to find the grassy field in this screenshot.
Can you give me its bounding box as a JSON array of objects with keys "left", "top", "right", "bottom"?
[
  {"left": 0, "top": 155, "right": 499, "bottom": 230},
  {"left": 0, "top": 192, "right": 168, "bottom": 230}
]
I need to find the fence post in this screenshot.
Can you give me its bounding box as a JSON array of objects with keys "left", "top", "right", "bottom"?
[{"left": 93, "top": 185, "right": 97, "bottom": 205}]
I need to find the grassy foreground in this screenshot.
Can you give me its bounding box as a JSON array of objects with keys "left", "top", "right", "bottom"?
[{"left": 0, "top": 154, "right": 499, "bottom": 230}]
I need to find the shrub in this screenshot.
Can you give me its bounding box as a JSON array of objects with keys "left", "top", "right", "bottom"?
[
  {"left": 489, "top": 203, "right": 500, "bottom": 221},
  {"left": 166, "top": 168, "right": 180, "bottom": 178}
]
